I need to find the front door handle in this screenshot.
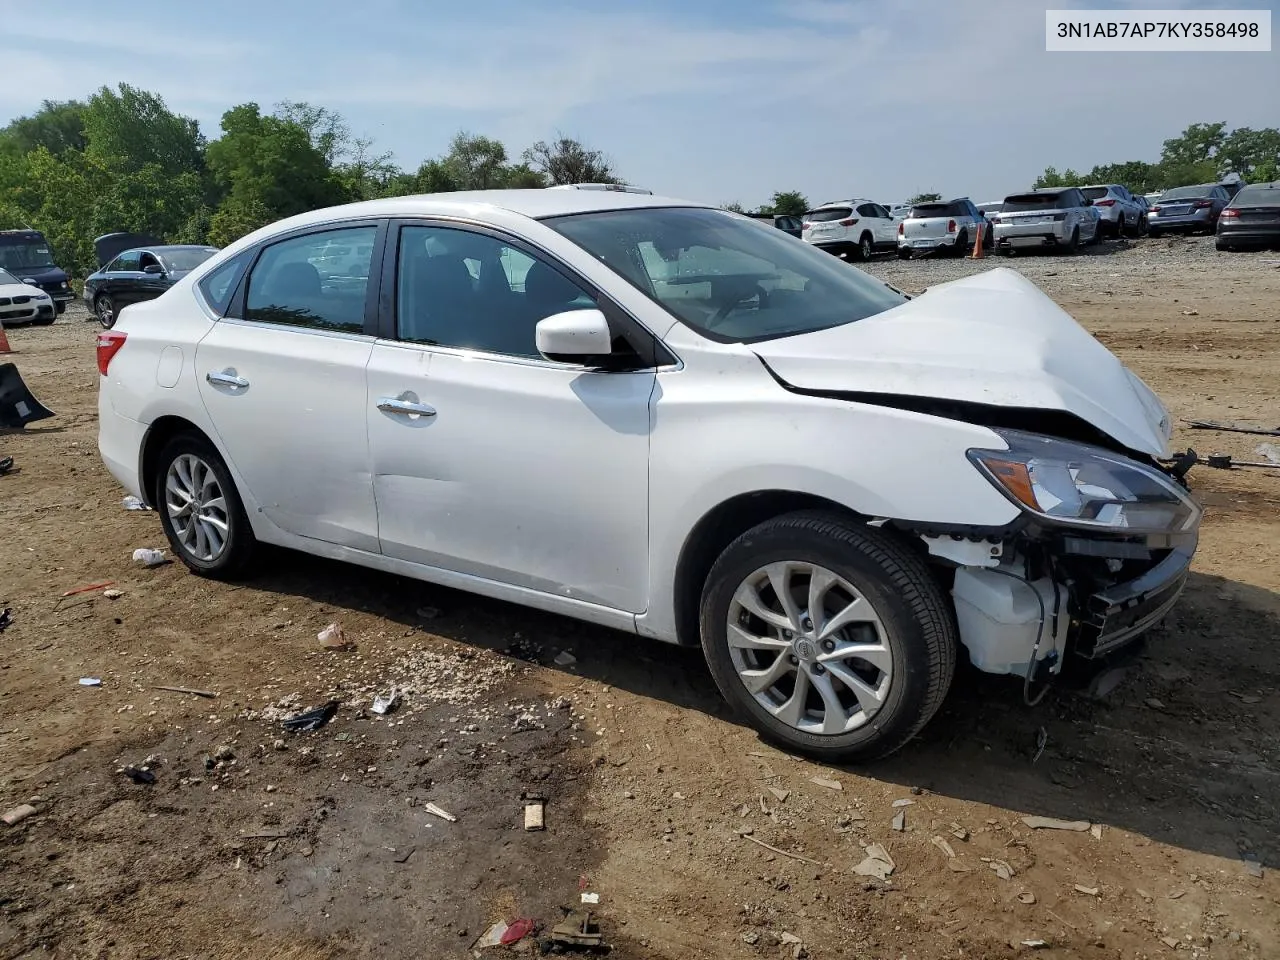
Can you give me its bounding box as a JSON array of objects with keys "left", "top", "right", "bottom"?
[
  {"left": 377, "top": 397, "right": 436, "bottom": 418},
  {"left": 206, "top": 370, "right": 249, "bottom": 389}
]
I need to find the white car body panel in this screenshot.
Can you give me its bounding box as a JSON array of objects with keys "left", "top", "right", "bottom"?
[
  {"left": 0, "top": 280, "right": 53, "bottom": 323},
  {"left": 753, "top": 269, "right": 1171, "bottom": 458},
  {"left": 97, "top": 190, "right": 1186, "bottom": 685}
]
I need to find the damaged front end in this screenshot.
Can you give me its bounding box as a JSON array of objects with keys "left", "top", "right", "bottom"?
[{"left": 906, "top": 429, "right": 1200, "bottom": 690}]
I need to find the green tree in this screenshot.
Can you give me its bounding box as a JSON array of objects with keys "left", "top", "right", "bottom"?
[
  {"left": 441, "top": 132, "right": 511, "bottom": 190},
  {"left": 906, "top": 191, "right": 942, "bottom": 205},
  {"left": 0, "top": 100, "right": 87, "bottom": 157},
  {"left": 522, "top": 135, "right": 616, "bottom": 185},
  {"left": 82, "top": 84, "right": 205, "bottom": 179},
  {"left": 1033, "top": 166, "right": 1084, "bottom": 188},
  {"left": 768, "top": 191, "right": 808, "bottom": 218},
  {"left": 722, "top": 202, "right": 746, "bottom": 214},
  {"left": 1217, "top": 126, "right": 1280, "bottom": 182},
  {"left": 205, "top": 103, "right": 348, "bottom": 245},
  {"left": 1160, "top": 122, "right": 1228, "bottom": 169},
  {"left": 1083, "top": 161, "right": 1161, "bottom": 193}
]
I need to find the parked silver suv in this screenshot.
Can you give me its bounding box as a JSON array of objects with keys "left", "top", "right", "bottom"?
[
  {"left": 1080, "top": 184, "right": 1147, "bottom": 237},
  {"left": 897, "top": 198, "right": 991, "bottom": 258},
  {"left": 993, "top": 188, "right": 1099, "bottom": 255}
]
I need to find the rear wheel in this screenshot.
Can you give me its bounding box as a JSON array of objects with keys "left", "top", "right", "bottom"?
[
  {"left": 1116, "top": 214, "right": 1126, "bottom": 237},
  {"left": 95, "top": 294, "right": 116, "bottom": 329},
  {"left": 857, "top": 233, "right": 873, "bottom": 261},
  {"left": 699, "top": 512, "right": 957, "bottom": 761},
  {"left": 1063, "top": 227, "right": 1080, "bottom": 254},
  {"left": 154, "top": 432, "right": 258, "bottom": 580},
  {"left": 953, "top": 231, "right": 969, "bottom": 257},
  {"left": 1215, "top": 239, "right": 1233, "bottom": 252},
  {"left": 1148, "top": 227, "right": 1162, "bottom": 239},
  {"left": 896, "top": 247, "right": 912, "bottom": 260}
]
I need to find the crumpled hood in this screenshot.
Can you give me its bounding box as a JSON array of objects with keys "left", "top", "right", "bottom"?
[
  {"left": 754, "top": 267, "right": 1172, "bottom": 457},
  {"left": 11, "top": 265, "right": 67, "bottom": 285}
]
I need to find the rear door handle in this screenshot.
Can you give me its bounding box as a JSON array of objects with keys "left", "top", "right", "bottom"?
[
  {"left": 377, "top": 397, "right": 436, "bottom": 417},
  {"left": 206, "top": 370, "right": 249, "bottom": 389}
]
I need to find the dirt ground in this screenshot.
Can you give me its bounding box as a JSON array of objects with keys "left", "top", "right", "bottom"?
[{"left": 1, "top": 241, "right": 1277, "bottom": 960}]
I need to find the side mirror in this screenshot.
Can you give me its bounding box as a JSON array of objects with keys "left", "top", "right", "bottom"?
[
  {"left": 143, "top": 263, "right": 164, "bottom": 275},
  {"left": 535, "top": 308, "right": 613, "bottom": 364}
]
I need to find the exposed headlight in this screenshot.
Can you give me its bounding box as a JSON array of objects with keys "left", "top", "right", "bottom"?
[
  {"left": 968, "top": 430, "right": 1199, "bottom": 535},
  {"left": 35, "top": 293, "right": 50, "bottom": 300}
]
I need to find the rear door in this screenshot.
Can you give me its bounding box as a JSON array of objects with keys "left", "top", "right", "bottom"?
[{"left": 194, "top": 220, "right": 385, "bottom": 551}]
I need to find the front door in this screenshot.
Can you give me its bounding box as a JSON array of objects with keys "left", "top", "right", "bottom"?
[
  {"left": 365, "top": 222, "right": 654, "bottom": 613},
  {"left": 194, "top": 222, "right": 383, "bottom": 551}
]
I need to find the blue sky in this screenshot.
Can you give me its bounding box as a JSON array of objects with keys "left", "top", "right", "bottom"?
[{"left": 4, "top": 0, "right": 1277, "bottom": 207}]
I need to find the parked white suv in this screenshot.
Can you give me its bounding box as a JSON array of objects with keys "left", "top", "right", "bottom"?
[
  {"left": 993, "top": 188, "right": 1100, "bottom": 254},
  {"left": 98, "top": 190, "right": 1198, "bottom": 760},
  {"left": 801, "top": 199, "right": 897, "bottom": 260},
  {"left": 1080, "top": 184, "right": 1147, "bottom": 237}
]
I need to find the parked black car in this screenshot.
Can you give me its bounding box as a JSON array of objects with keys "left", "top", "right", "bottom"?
[
  {"left": 1216, "top": 180, "right": 1280, "bottom": 251},
  {"left": 84, "top": 233, "right": 218, "bottom": 328},
  {"left": 745, "top": 212, "right": 804, "bottom": 237},
  {"left": 0, "top": 229, "right": 74, "bottom": 313}
]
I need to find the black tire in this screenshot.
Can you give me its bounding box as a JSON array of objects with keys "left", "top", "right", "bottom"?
[
  {"left": 698, "top": 512, "right": 957, "bottom": 761},
  {"left": 896, "top": 247, "right": 912, "bottom": 260},
  {"left": 95, "top": 294, "right": 116, "bottom": 329},
  {"left": 1215, "top": 239, "right": 1233, "bottom": 252},
  {"left": 1115, "top": 215, "right": 1126, "bottom": 238},
  {"left": 983, "top": 224, "right": 995, "bottom": 249},
  {"left": 55, "top": 301, "right": 66, "bottom": 315},
  {"left": 953, "top": 231, "right": 969, "bottom": 258},
  {"left": 856, "top": 233, "right": 873, "bottom": 261},
  {"left": 33, "top": 312, "right": 56, "bottom": 326},
  {"left": 1063, "top": 227, "right": 1080, "bottom": 254},
  {"left": 1148, "top": 227, "right": 1161, "bottom": 239},
  {"left": 153, "top": 431, "right": 258, "bottom": 580}
]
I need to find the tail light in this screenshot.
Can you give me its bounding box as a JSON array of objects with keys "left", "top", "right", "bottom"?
[
  {"left": 838, "top": 218, "right": 858, "bottom": 227},
  {"left": 1193, "top": 199, "right": 1214, "bottom": 209},
  {"left": 1220, "top": 208, "right": 1239, "bottom": 219},
  {"left": 1093, "top": 198, "right": 1116, "bottom": 207},
  {"left": 1150, "top": 205, "right": 1162, "bottom": 212},
  {"left": 898, "top": 221, "right": 904, "bottom": 235},
  {"left": 802, "top": 222, "right": 812, "bottom": 230},
  {"left": 96, "top": 331, "right": 127, "bottom": 375},
  {"left": 947, "top": 219, "right": 957, "bottom": 233}
]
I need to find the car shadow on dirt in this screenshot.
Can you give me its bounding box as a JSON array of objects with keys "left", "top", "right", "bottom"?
[{"left": 250, "top": 554, "right": 1277, "bottom": 870}]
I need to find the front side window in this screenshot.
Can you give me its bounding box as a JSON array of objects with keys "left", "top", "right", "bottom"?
[
  {"left": 545, "top": 206, "right": 906, "bottom": 344},
  {"left": 139, "top": 252, "right": 162, "bottom": 271},
  {"left": 244, "top": 226, "right": 376, "bottom": 333},
  {"left": 396, "top": 225, "right": 596, "bottom": 358}
]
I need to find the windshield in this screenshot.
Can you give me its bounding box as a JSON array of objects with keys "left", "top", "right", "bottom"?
[
  {"left": 543, "top": 207, "right": 906, "bottom": 344},
  {"left": 161, "top": 248, "right": 219, "bottom": 272},
  {"left": 1160, "top": 184, "right": 1216, "bottom": 201},
  {"left": 1231, "top": 186, "right": 1280, "bottom": 207},
  {"left": 0, "top": 268, "right": 20, "bottom": 285},
  {"left": 1002, "top": 194, "right": 1058, "bottom": 212},
  {"left": 0, "top": 240, "right": 55, "bottom": 271}
]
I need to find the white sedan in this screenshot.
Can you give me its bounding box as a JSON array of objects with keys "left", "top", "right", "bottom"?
[
  {"left": 0, "top": 268, "right": 57, "bottom": 326},
  {"left": 97, "top": 190, "right": 1200, "bottom": 759}
]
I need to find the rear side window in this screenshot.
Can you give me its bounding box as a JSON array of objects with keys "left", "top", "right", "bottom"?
[
  {"left": 197, "top": 251, "right": 252, "bottom": 315},
  {"left": 855, "top": 203, "right": 879, "bottom": 218},
  {"left": 244, "top": 226, "right": 377, "bottom": 333}
]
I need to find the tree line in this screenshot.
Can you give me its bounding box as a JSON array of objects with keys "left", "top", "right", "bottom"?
[{"left": 0, "top": 84, "right": 623, "bottom": 276}]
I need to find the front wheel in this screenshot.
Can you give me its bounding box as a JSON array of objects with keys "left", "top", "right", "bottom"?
[
  {"left": 95, "top": 294, "right": 116, "bottom": 329},
  {"left": 699, "top": 513, "right": 957, "bottom": 761},
  {"left": 154, "top": 432, "right": 258, "bottom": 579}
]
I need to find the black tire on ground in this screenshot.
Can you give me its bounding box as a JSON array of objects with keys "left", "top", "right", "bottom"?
[
  {"left": 953, "top": 231, "right": 969, "bottom": 257},
  {"left": 1116, "top": 215, "right": 1126, "bottom": 237},
  {"left": 1216, "top": 239, "right": 1233, "bottom": 252},
  {"left": 983, "top": 224, "right": 995, "bottom": 249},
  {"left": 153, "top": 431, "right": 259, "bottom": 580},
  {"left": 897, "top": 247, "right": 912, "bottom": 260},
  {"left": 55, "top": 301, "right": 66, "bottom": 315},
  {"left": 1063, "top": 227, "right": 1080, "bottom": 254},
  {"left": 698, "top": 512, "right": 958, "bottom": 761},
  {"left": 95, "top": 294, "right": 116, "bottom": 329},
  {"left": 1138, "top": 215, "right": 1149, "bottom": 237},
  {"left": 1148, "top": 228, "right": 1161, "bottom": 239},
  {"left": 857, "top": 233, "right": 873, "bottom": 261},
  {"left": 33, "top": 313, "right": 56, "bottom": 326}
]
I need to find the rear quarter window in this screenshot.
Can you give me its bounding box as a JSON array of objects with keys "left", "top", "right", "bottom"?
[{"left": 197, "top": 251, "right": 252, "bottom": 316}]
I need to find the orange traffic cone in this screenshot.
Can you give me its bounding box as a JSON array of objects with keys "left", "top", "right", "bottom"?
[
  {"left": 971, "top": 222, "right": 986, "bottom": 259},
  {"left": 0, "top": 324, "right": 13, "bottom": 355}
]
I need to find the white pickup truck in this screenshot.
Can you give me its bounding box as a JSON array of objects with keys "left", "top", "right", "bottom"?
[{"left": 897, "top": 198, "right": 991, "bottom": 258}]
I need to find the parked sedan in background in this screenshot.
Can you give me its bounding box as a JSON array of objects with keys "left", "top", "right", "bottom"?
[
  {"left": 992, "top": 187, "right": 1099, "bottom": 254},
  {"left": 976, "top": 202, "right": 1003, "bottom": 222},
  {"left": 1216, "top": 180, "right": 1280, "bottom": 251},
  {"left": 897, "top": 198, "right": 990, "bottom": 257},
  {"left": 802, "top": 199, "right": 897, "bottom": 260},
  {"left": 0, "top": 268, "right": 57, "bottom": 326},
  {"left": 85, "top": 243, "right": 219, "bottom": 328},
  {"left": 1080, "top": 184, "right": 1147, "bottom": 237},
  {"left": 1147, "top": 184, "right": 1230, "bottom": 237}
]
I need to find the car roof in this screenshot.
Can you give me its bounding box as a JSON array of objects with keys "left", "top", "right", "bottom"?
[{"left": 814, "top": 198, "right": 873, "bottom": 208}]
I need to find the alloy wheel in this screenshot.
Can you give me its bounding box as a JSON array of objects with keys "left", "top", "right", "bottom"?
[
  {"left": 164, "top": 453, "right": 230, "bottom": 563},
  {"left": 726, "top": 561, "right": 893, "bottom": 735},
  {"left": 860, "top": 236, "right": 872, "bottom": 260},
  {"left": 96, "top": 297, "right": 114, "bottom": 329}
]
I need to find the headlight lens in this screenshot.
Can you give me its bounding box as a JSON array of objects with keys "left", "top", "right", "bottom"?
[{"left": 969, "top": 430, "right": 1199, "bottom": 534}]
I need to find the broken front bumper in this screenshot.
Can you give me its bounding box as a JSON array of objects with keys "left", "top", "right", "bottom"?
[{"left": 941, "top": 527, "right": 1196, "bottom": 679}]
